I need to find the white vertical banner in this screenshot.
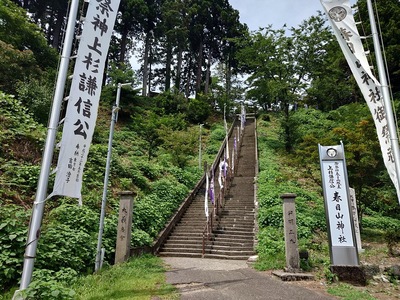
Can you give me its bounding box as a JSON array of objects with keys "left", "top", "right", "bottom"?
[
  {"left": 205, "top": 170, "right": 209, "bottom": 220},
  {"left": 52, "top": 0, "right": 121, "bottom": 199},
  {"left": 231, "top": 138, "right": 235, "bottom": 174},
  {"left": 321, "top": 0, "right": 400, "bottom": 198}
]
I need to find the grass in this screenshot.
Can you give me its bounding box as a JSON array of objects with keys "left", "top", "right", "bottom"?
[
  {"left": 327, "top": 283, "right": 376, "bottom": 300},
  {"left": 73, "top": 255, "right": 178, "bottom": 300}
]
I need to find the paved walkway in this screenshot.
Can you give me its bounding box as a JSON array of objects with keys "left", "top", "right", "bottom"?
[{"left": 162, "top": 257, "right": 336, "bottom": 300}]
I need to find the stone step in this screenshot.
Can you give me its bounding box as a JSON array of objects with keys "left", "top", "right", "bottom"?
[
  {"left": 221, "top": 209, "right": 254, "bottom": 214},
  {"left": 202, "top": 253, "right": 252, "bottom": 260},
  {"left": 217, "top": 224, "right": 254, "bottom": 230},
  {"left": 218, "top": 217, "right": 254, "bottom": 222},
  {"left": 213, "top": 233, "right": 254, "bottom": 240},
  {"left": 167, "top": 236, "right": 204, "bottom": 242},
  {"left": 160, "top": 247, "right": 206, "bottom": 254},
  {"left": 171, "top": 229, "right": 205, "bottom": 235},
  {"left": 207, "top": 249, "right": 255, "bottom": 257},
  {"left": 159, "top": 252, "right": 202, "bottom": 258},
  {"left": 169, "top": 232, "right": 203, "bottom": 238},
  {"left": 209, "top": 244, "right": 254, "bottom": 252},
  {"left": 211, "top": 240, "right": 254, "bottom": 247},
  {"left": 163, "top": 239, "right": 204, "bottom": 245},
  {"left": 177, "top": 220, "right": 206, "bottom": 225},
  {"left": 216, "top": 225, "right": 254, "bottom": 232}
]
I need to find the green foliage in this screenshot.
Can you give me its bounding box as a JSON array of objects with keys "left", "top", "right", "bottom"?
[
  {"left": 36, "top": 224, "right": 96, "bottom": 273},
  {"left": 131, "top": 229, "right": 153, "bottom": 247},
  {"left": 0, "top": 205, "right": 30, "bottom": 291},
  {"left": 0, "top": 41, "right": 42, "bottom": 95},
  {"left": 133, "top": 178, "right": 189, "bottom": 240},
  {"left": 47, "top": 205, "right": 99, "bottom": 233},
  {"left": 209, "top": 125, "right": 226, "bottom": 141},
  {"left": 41, "top": 204, "right": 118, "bottom": 267},
  {"left": 16, "top": 78, "right": 54, "bottom": 124},
  {"left": 131, "top": 111, "right": 185, "bottom": 159},
  {"left": 187, "top": 96, "right": 212, "bottom": 124},
  {"left": 166, "top": 165, "right": 202, "bottom": 187},
  {"left": 20, "top": 268, "right": 77, "bottom": 300},
  {"left": 385, "top": 228, "right": 400, "bottom": 257},
  {"left": 255, "top": 227, "right": 285, "bottom": 270},
  {"left": 106, "top": 62, "right": 136, "bottom": 88},
  {"left": 289, "top": 105, "right": 398, "bottom": 221},
  {"left": 159, "top": 126, "right": 198, "bottom": 168},
  {"left": 0, "top": 0, "right": 57, "bottom": 94},
  {"left": 3, "top": 163, "right": 41, "bottom": 195},
  {"left": 153, "top": 91, "right": 187, "bottom": 115},
  {"left": 362, "top": 215, "right": 400, "bottom": 232},
  {"left": 256, "top": 115, "right": 329, "bottom": 271}
]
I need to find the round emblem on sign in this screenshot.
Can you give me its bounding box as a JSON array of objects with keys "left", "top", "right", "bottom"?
[
  {"left": 328, "top": 6, "right": 347, "bottom": 22},
  {"left": 327, "top": 148, "right": 337, "bottom": 158}
]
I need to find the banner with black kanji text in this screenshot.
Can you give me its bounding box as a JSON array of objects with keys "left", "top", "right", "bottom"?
[
  {"left": 52, "top": 0, "right": 121, "bottom": 199},
  {"left": 321, "top": 0, "right": 400, "bottom": 199}
]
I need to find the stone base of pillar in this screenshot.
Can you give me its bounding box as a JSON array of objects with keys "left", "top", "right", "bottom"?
[
  {"left": 331, "top": 265, "right": 367, "bottom": 286},
  {"left": 272, "top": 270, "right": 314, "bottom": 281}
]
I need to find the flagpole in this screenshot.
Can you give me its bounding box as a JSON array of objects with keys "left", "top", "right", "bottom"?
[
  {"left": 15, "top": 0, "right": 80, "bottom": 294},
  {"left": 367, "top": 0, "right": 400, "bottom": 202},
  {"left": 95, "top": 82, "right": 131, "bottom": 272}
]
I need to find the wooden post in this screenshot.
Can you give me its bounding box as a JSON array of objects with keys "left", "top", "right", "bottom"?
[{"left": 115, "top": 191, "right": 134, "bottom": 264}]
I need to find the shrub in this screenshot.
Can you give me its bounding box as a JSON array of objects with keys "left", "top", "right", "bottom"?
[
  {"left": 0, "top": 205, "right": 30, "bottom": 291},
  {"left": 36, "top": 224, "right": 96, "bottom": 273},
  {"left": 22, "top": 268, "right": 77, "bottom": 300}
]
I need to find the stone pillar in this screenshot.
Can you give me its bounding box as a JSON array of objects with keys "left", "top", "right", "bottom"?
[
  {"left": 115, "top": 191, "right": 134, "bottom": 264},
  {"left": 281, "top": 193, "right": 300, "bottom": 272},
  {"left": 349, "top": 188, "right": 363, "bottom": 252}
]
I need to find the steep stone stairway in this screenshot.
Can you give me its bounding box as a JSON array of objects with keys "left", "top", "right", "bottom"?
[{"left": 158, "top": 117, "right": 256, "bottom": 259}]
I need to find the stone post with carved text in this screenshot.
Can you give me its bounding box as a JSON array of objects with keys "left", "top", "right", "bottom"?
[
  {"left": 281, "top": 193, "right": 300, "bottom": 271},
  {"left": 115, "top": 191, "right": 134, "bottom": 264}
]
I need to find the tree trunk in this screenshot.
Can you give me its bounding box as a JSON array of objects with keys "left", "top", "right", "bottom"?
[
  {"left": 185, "top": 56, "right": 192, "bottom": 99},
  {"left": 47, "top": 10, "right": 55, "bottom": 46},
  {"left": 165, "top": 42, "right": 172, "bottom": 91},
  {"left": 204, "top": 49, "right": 212, "bottom": 94},
  {"left": 148, "top": 53, "right": 152, "bottom": 95},
  {"left": 175, "top": 47, "right": 183, "bottom": 91},
  {"left": 226, "top": 60, "right": 232, "bottom": 98},
  {"left": 142, "top": 33, "right": 151, "bottom": 97},
  {"left": 119, "top": 30, "right": 128, "bottom": 63},
  {"left": 195, "top": 39, "right": 203, "bottom": 97},
  {"left": 52, "top": 9, "right": 64, "bottom": 50}
]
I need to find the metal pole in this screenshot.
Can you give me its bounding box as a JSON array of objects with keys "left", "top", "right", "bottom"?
[
  {"left": 367, "top": 0, "right": 400, "bottom": 202},
  {"left": 198, "top": 124, "right": 204, "bottom": 169},
  {"left": 16, "top": 0, "right": 80, "bottom": 293},
  {"left": 95, "top": 83, "right": 131, "bottom": 272}
]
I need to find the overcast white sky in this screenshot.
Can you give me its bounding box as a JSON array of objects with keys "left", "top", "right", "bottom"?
[{"left": 229, "top": 0, "right": 357, "bottom": 32}]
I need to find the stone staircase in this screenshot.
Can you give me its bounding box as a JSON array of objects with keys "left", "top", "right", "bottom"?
[{"left": 158, "top": 117, "right": 256, "bottom": 260}]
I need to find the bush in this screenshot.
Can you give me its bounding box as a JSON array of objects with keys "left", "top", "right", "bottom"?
[
  {"left": 385, "top": 228, "right": 400, "bottom": 257},
  {"left": 255, "top": 227, "right": 285, "bottom": 270},
  {"left": 209, "top": 126, "right": 226, "bottom": 141},
  {"left": 16, "top": 78, "right": 53, "bottom": 125},
  {"left": 186, "top": 97, "right": 211, "bottom": 124},
  {"left": 36, "top": 224, "right": 96, "bottom": 273},
  {"left": 22, "top": 268, "right": 77, "bottom": 300},
  {"left": 0, "top": 205, "right": 30, "bottom": 291}
]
